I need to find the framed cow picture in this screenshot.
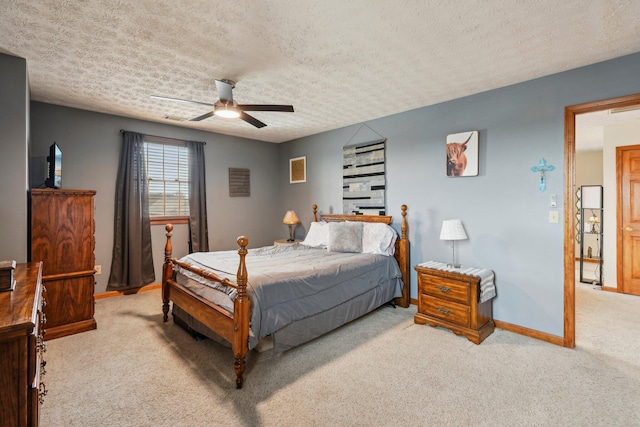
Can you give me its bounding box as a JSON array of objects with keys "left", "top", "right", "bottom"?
[{"left": 446, "top": 130, "right": 478, "bottom": 177}]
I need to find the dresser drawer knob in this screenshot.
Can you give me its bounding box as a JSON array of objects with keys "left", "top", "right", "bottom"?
[
  {"left": 437, "top": 307, "right": 452, "bottom": 316},
  {"left": 435, "top": 285, "right": 451, "bottom": 294}
]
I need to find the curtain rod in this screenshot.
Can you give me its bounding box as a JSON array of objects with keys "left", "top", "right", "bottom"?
[{"left": 119, "top": 129, "right": 206, "bottom": 145}]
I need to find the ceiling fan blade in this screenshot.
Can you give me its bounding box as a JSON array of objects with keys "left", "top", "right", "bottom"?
[
  {"left": 239, "top": 111, "right": 267, "bottom": 128},
  {"left": 151, "top": 95, "right": 214, "bottom": 107},
  {"left": 215, "top": 79, "right": 234, "bottom": 102},
  {"left": 238, "top": 104, "right": 294, "bottom": 112},
  {"left": 191, "top": 111, "right": 215, "bottom": 121}
]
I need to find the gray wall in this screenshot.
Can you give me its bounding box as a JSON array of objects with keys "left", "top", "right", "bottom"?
[
  {"left": 279, "top": 52, "right": 640, "bottom": 338},
  {"left": 30, "top": 102, "right": 280, "bottom": 293},
  {"left": 0, "top": 53, "right": 29, "bottom": 261}
]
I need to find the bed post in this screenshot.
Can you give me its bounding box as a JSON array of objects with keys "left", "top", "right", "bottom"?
[
  {"left": 233, "top": 236, "right": 249, "bottom": 389},
  {"left": 312, "top": 204, "right": 318, "bottom": 222},
  {"left": 396, "top": 205, "right": 411, "bottom": 308},
  {"left": 162, "top": 224, "right": 174, "bottom": 322}
]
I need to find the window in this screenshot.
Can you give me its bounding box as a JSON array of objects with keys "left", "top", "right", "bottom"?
[{"left": 143, "top": 138, "right": 190, "bottom": 222}]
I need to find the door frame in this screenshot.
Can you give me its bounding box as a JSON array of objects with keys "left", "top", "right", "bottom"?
[{"left": 564, "top": 93, "right": 640, "bottom": 348}]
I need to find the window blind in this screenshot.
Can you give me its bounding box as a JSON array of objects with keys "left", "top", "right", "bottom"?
[{"left": 144, "top": 140, "right": 190, "bottom": 217}]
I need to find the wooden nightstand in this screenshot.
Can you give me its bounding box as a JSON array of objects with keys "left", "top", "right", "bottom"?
[
  {"left": 414, "top": 262, "right": 495, "bottom": 344},
  {"left": 273, "top": 239, "right": 302, "bottom": 246}
]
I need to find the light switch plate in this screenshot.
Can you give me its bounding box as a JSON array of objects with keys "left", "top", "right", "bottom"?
[
  {"left": 550, "top": 194, "right": 557, "bottom": 208},
  {"left": 549, "top": 210, "right": 559, "bottom": 224}
]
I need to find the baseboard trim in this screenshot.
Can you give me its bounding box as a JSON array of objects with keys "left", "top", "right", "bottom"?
[
  {"left": 493, "top": 320, "right": 564, "bottom": 346},
  {"left": 410, "top": 298, "right": 565, "bottom": 347},
  {"left": 95, "top": 283, "right": 162, "bottom": 300}
]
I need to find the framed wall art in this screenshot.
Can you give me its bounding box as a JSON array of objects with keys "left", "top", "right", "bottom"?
[
  {"left": 289, "top": 156, "right": 306, "bottom": 183},
  {"left": 228, "top": 168, "right": 250, "bottom": 197},
  {"left": 446, "top": 130, "right": 478, "bottom": 177}
]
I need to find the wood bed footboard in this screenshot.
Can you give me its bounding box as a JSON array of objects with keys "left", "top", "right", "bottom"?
[
  {"left": 162, "top": 224, "right": 250, "bottom": 389},
  {"left": 161, "top": 204, "right": 410, "bottom": 389}
]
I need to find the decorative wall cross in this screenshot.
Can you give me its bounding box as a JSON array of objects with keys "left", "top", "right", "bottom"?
[{"left": 531, "top": 158, "right": 555, "bottom": 191}]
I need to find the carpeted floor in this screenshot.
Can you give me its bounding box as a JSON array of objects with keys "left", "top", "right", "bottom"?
[{"left": 40, "top": 283, "right": 640, "bottom": 426}]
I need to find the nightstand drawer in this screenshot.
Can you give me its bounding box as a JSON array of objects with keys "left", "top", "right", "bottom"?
[
  {"left": 420, "top": 294, "right": 470, "bottom": 327},
  {"left": 418, "top": 273, "right": 470, "bottom": 304}
]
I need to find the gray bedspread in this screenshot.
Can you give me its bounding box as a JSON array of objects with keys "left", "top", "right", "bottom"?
[{"left": 175, "top": 243, "right": 403, "bottom": 349}]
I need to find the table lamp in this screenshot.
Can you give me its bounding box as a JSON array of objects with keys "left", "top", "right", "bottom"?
[
  {"left": 440, "top": 219, "right": 468, "bottom": 268},
  {"left": 282, "top": 210, "right": 300, "bottom": 242}
]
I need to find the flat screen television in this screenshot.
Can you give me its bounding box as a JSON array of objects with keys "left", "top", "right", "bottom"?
[{"left": 45, "top": 143, "right": 62, "bottom": 189}]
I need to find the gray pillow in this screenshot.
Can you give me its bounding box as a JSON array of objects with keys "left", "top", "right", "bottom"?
[{"left": 327, "top": 221, "right": 363, "bottom": 253}]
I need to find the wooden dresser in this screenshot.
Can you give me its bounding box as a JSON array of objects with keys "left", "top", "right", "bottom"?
[
  {"left": 414, "top": 263, "right": 495, "bottom": 344},
  {"left": 0, "top": 262, "right": 46, "bottom": 427},
  {"left": 29, "top": 189, "right": 97, "bottom": 340}
]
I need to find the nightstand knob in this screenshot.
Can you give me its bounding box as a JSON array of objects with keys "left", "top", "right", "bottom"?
[{"left": 436, "top": 285, "right": 451, "bottom": 294}]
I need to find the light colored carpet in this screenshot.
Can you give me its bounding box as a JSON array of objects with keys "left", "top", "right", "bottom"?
[{"left": 40, "top": 285, "right": 640, "bottom": 426}]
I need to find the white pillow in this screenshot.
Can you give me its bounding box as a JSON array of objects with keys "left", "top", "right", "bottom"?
[
  {"left": 362, "top": 223, "right": 397, "bottom": 256},
  {"left": 301, "top": 221, "right": 329, "bottom": 248},
  {"left": 327, "top": 222, "right": 363, "bottom": 253}
]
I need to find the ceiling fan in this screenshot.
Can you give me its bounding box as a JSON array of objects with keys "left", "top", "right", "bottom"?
[{"left": 151, "top": 79, "right": 294, "bottom": 128}]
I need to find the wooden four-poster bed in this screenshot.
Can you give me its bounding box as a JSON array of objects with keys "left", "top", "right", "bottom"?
[{"left": 162, "top": 204, "right": 410, "bottom": 388}]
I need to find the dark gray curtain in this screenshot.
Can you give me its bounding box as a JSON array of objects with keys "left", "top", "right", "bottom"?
[
  {"left": 107, "top": 131, "right": 155, "bottom": 290},
  {"left": 188, "top": 141, "right": 209, "bottom": 252}
]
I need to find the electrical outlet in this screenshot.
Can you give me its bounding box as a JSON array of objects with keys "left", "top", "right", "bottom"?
[{"left": 95, "top": 265, "right": 101, "bottom": 275}]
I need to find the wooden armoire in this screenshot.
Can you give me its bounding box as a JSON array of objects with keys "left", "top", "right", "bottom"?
[{"left": 29, "top": 189, "right": 97, "bottom": 340}]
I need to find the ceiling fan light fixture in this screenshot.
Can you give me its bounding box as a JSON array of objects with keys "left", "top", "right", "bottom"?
[
  {"left": 214, "top": 108, "right": 241, "bottom": 119},
  {"left": 214, "top": 100, "right": 240, "bottom": 119}
]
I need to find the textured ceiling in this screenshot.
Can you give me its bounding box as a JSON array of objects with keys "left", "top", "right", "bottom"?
[{"left": 1, "top": 1, "right": 640, "bottom": 143}]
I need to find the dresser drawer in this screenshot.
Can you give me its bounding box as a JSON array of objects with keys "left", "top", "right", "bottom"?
[
  {"left": 418, "top": 272, "right": 471, "bottom": 304},
  {"left": 420, "top": 294, "right": 470, "bottom": 327}
]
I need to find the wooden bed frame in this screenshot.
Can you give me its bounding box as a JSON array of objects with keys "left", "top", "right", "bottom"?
[{"left": 162, "top": 204, "right": 410, "bottom": 389}]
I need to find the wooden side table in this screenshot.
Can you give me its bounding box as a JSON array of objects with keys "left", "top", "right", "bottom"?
[
  {"left": 273, "top": 239, "right": 302, "bottom": 246},
  {"left": 414, "top": 263, "right": 495, "bottom": 344}
]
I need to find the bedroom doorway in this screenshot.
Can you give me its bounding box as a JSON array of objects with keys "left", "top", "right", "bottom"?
[{"left": 564, "top": 93, "right": 640, "bottom": 348}]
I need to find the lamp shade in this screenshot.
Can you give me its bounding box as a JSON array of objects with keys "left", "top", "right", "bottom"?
[
  {"left": 282, "top": 210, "right": 300, "bottom": 225},
  {"left": 439, "top": 219, "right": 468, "bottom": 241}
]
